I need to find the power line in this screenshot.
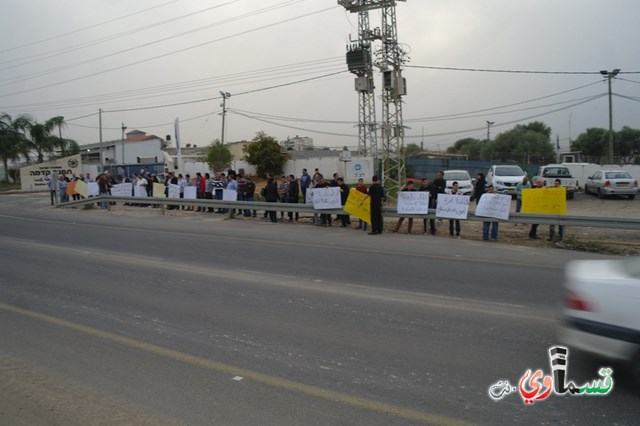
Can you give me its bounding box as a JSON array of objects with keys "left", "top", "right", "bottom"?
[
  {"left": 0, "top": 5, "right": 337, "bottom": 98},
  {"left": 0, "top": 0, "right": 245, "bottom": 71},
  {"left": 406, "top": 65, "right": 640, "bottom": 75},
  {"left": 405, "top": 81, "right": 603, "bottom": 122},
  {"left": 404, "top": 94, "right": 605, "bottom": 139},
  {"left": 0, "top": 0, "right": 182, "bottom": 54},
  {"left": 230, "top": 109, "right": 357, "bottom": 138},
  {"left": 0, "top": 0, "right": 309, "bottom": 86},
  {"left": 102, "top": 70, "right": 347, "bottom": 113}
]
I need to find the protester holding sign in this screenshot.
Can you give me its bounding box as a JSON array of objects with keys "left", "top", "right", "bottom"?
[
  {"left": 446, "top": 182, "right": 464, "bottom": 239},
  {"left": 482, "top": 185, "right": 499, "bottom": 241},
  {"left": 393, "top": 181, "right": 416, "bottom": 234}
]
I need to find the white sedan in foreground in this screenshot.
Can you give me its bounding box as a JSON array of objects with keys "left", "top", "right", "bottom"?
[{"left": 558, "top": 258, "right": 640, "bottom": 384}]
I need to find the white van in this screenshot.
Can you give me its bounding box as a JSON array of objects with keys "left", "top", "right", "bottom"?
[
  {"left": 443, "top": 170, "right": 473, "bottom": 195},
  {"left": 486, "top": 165, "right": 526, "bottom": 196}
]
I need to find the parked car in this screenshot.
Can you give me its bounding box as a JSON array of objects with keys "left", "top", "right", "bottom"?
[
  {"left": 531, "top": 164, "right": 579, "bottom": 199},
  {"left": 584, "top": 170, "right": 638, "bottom": 199},
  {"left": 558, "top": 258, "right": 640, "bottom": 385},
  {"left": 485, "top": 165, "right": 526, "bottom": 196},
  {"left": 443, "top": 170, "right": 472, "bottom": 195}
]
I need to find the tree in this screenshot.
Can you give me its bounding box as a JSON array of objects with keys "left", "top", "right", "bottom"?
[
  {"left": 570, "top": 128, "right": 607, "bottom": 164},
  {"left": 242, "top": 131, "right": 289, "bottom": 177},
  {"left": 447, "top": 137, "right": 483, "bottom": 159},
  {"left": 616, "top": 126, "right": 640, "bottom": 164},
  {"left": 404, "top": 143, "right": 422, "bottom": 158},
  {"left": 0, "top": 113, "right": 30, "bottom": 182},
  {"left": 489, "top": 122, "right": 555, "bottom": 163},
  {"left": 22, "top": 116, "right": 75, "bottom": 163},
  {"left": 201, "top": 139, "right": 232, "bottom": 172}
]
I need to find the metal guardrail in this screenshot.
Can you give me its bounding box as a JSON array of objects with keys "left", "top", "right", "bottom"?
[{"left": 57, "top": 195, "right": 640, "bottom": 230}]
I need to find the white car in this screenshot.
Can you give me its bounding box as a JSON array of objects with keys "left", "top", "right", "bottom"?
[
  {"left": 486, "top": 165, "right": 526, "bottom": 196},
  {"left": 558, "top": 258, "right": 640, "bottom": 384},
  {"left": 443, "top": 170, "right": 472, "bottom": 195}
]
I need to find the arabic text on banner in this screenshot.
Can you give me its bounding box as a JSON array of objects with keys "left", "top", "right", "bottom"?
[
  {"left": 223, "top": 189, "right": 237, "bottom": 201},
  {"left": 183, "top": 186, "right": 197, "bottom": 200},
  {"left": 343, "top": 188, "right": 370, "bottom": 223},
  {"left": 305, "top": 189, "right": 314, "bottom": 205},
  {"left": 168, "top": 183, "right": 181, "bottom": 199},
  {"left": 88, "top": 182, "right": 100, "bottom": 197},
  {"left": 153, "top": 182, "right": 166, "bottom": 198},
  {"left": 74, "top": 179, "right": 89, "bottom": 198},
  {"left": 521, "top": 188, "right": 567, "bottom": 215},
  {"left": 111, "top": 183, "right": 133, "bottom": 197},
  {"left": 436, "top": 193, "right": 470, "bottom": 219},
  {"left": 475, "top": 193, "right": 511, "bottom": 220},
  {"left": 312, "top": 187, "right": 342, "bottom": 210},
  {"left": 397, "top": 191, "right": 429, "bottom": 215}
]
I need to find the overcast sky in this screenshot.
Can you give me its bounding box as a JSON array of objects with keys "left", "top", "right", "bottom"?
[{"left": 1, "top": 0, "right": 639, "bottom": 153}]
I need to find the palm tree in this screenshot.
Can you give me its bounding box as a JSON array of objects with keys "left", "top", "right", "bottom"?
[
  {"left": 0, "top": 113, "right": 31, "bottom": 182},
  {"left": 24, "top": 115, "right": 77, "bottom": 163}
]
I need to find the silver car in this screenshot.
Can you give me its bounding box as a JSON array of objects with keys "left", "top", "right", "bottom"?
[{"left": 584, "top": 170, "right": 638, "bottom": 199}]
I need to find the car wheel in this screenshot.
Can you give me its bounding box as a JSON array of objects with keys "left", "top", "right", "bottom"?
[
  {"left": 597, "top": 188, "right": 605, "bottom": 199},
  {"left": 629, "top": 195, "right": 636, "bottom": 200}
]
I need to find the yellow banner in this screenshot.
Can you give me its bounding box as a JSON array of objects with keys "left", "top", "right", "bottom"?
[
  {"left": 343, "top": 188, "right": 371, "bottom": 224},
  {"left": 153, "top": 182, "right": 166, "bottom": 198},
  {"left": 521, "top": 187, "right": 566, "bottom": 214},
  {"left": 74, "top": 180, "right": 88, "bottom": 198}
]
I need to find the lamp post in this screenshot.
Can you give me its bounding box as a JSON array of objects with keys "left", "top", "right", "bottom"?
[
  {"left": 600, "top": 69, "right": 620, "bottom": 165},
  {"left": 486, "top": 121, "right": 495, "bottom": 142},
  {"left": 121, "top": 122, "right": 127, "bottom": 166},
  {"left": 220, "top": 91, "right": 231, "bottom": 144}
]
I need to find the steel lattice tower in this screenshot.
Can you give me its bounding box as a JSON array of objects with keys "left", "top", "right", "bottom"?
[{"left": 339, "top": 0, "right": 407, "bottom": 193}]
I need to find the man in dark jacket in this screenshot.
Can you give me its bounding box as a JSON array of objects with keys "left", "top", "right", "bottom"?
[
  {"left": 367, "top": 175, "right": 386, "bottom": 235},
  {"left": 287, "top": 174, "right": 300, "bottom": 222}
]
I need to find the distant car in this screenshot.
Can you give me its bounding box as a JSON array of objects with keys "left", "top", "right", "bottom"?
[
  {"left": 558, "top": 258, "right": 640, "bottom": 384},
  {"left": 443, "top": 170, "right": 472, "bottom": 195},
  {"left": 532, "top": 164, "right": 579, "bottom": 200},
  {"left": 584, "top": 170, "right": 638, "bottom": 199},
  {"left": 486, "top": 165, "right": 526, "bottom": 196}
]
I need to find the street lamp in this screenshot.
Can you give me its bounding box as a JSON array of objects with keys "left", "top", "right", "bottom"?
[
  {"left": 121, "top": 122, "right": 127, "bottom": 166},
  {"left": 486, "top": 121, "right": 495, "bottom": 141},
  {"left": 220, "top": 91, "right": 231, "bottom": 144},
  {"left": 600, "top": 69, "right": 620, "bottom": 164}
]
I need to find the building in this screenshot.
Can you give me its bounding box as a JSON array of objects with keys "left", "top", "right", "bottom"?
[{"left": 282, "top": 135, "right": 313, "bottom": 151}]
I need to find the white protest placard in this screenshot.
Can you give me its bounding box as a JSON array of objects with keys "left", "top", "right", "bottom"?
[
  {"left": 475, "top": 193, "right": 511, "bottom": 220},
  {"left": 183, "top": 186, "right": 197, "bottom": 200},
  {"left": 397, "top": 191, "right": 429, "bottom": 215},
  {"left": 223, "top": 189, "right": 237, "bottom": 201},
  {"left": 436, "top": 193, "right": 470, "bottom": 219},
  {"left": 134, "top": 185, "right": 148, "bottom": 198},
  {"left": 88, "top": 182, "right": 100, "bottom": 196},
  {"left": 168, "top": 183, "right": 181, "bottom": 199},
  {"left": 305, "top": 188, "right": 314, "bottom": 205},
  {"left": 110, "top": 182, "right": 133, "bottom": 197},
  {"left": 312, "top": 187, "right": 341, "bottom": 210}
]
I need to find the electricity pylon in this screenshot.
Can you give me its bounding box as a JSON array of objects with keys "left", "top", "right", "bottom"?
[{"left": 339, "top": 0, "right": 407, "bottom": 193}]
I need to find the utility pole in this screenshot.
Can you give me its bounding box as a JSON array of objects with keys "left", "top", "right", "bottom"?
[
  {"left": 121, "top": 122, "right": 127, "bottom": 165},
  {"left": 344, "top": 4, "right": 378, "bottom": 172},
  {"left": 600, "top": 69, "right": 620, "bottom": 164},
  {"left": 220, "top": 91, "right": 231, "bottom": 144},
  {"left": 486, "top": 121, "right": 495, "bottom": 142},
  {"left": 339, "top": 0, "right": 407, "bottom": 194},
  {"left": 99, "top": 108, "right": 104, "bottom": 172}
]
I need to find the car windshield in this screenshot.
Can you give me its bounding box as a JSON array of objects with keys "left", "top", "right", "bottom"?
[
  {"left": 495, "top": 167, "right": 524, "bottom": 177},
  {"left": 605, "top": 171, "right": 632, "bottom": 179},
  {"left": 622, "top": 257, "right": 640, "bottom": 279},
  {"left": 444, "top": 172, "right": 469, "bottom": 181}
]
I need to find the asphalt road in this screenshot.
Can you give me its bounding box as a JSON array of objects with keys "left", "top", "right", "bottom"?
[{"left": 0, "top": 193, "right": 638, "bottom": 425}]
